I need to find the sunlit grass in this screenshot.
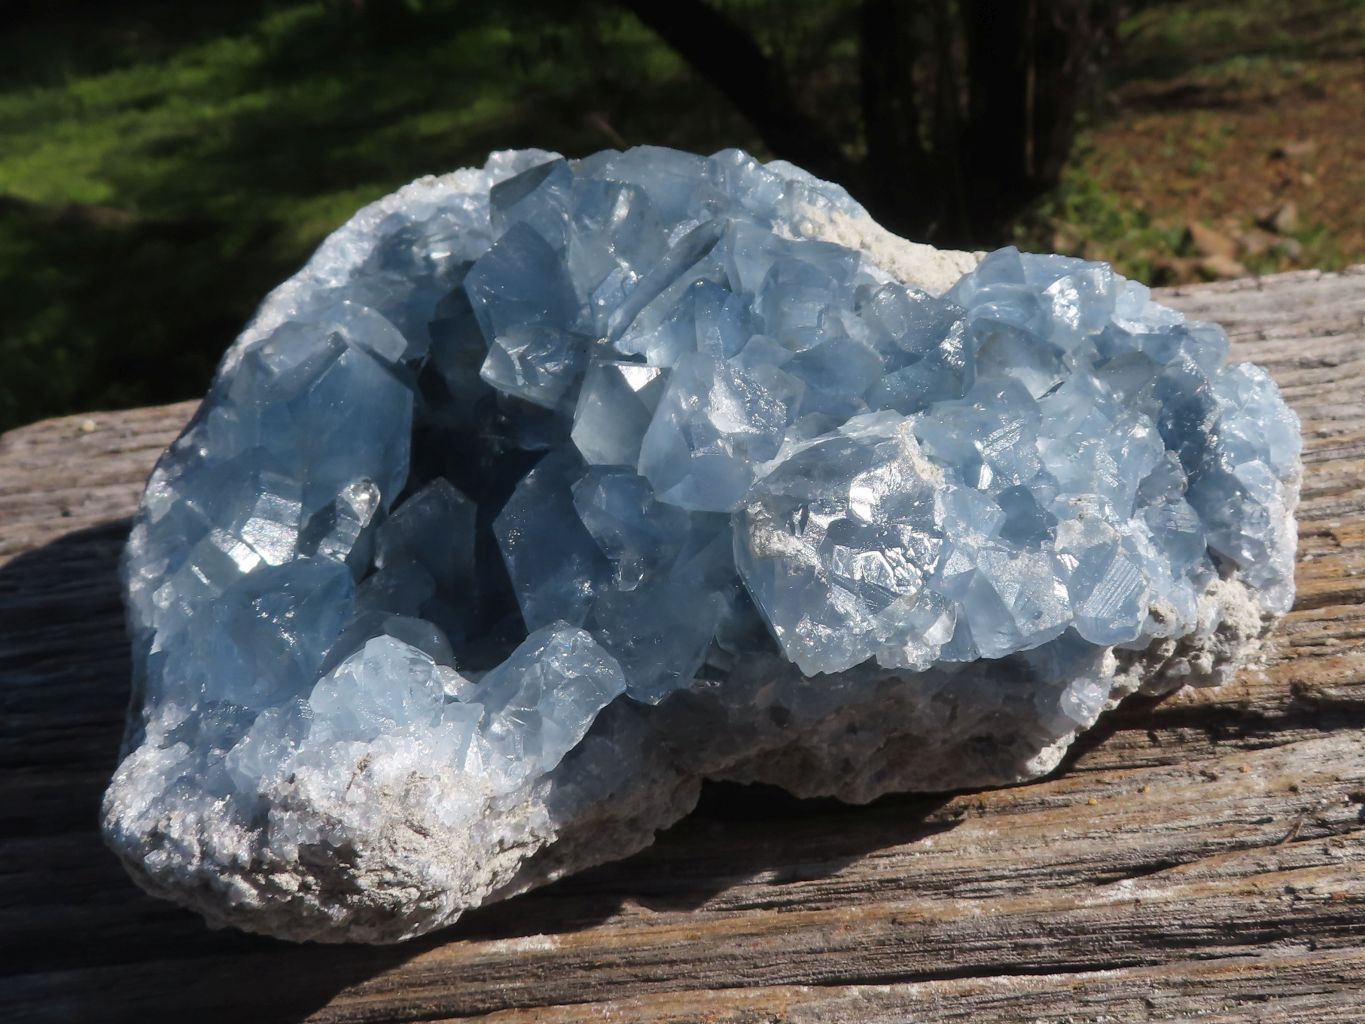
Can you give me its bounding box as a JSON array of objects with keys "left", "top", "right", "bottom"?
[
  {"left": 0, "top": 1, "right": 752, "bottom": 429},
  {"left": 1, "top": 0, "right": 1360, "bottom": 429}
]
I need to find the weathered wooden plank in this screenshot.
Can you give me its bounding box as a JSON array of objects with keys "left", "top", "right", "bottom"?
[
  {"left": 0, "top": 267, "right": 1362, "bottom": 1023},
  {"left": 467, "top": 949, "right": 1365, "bottom": 1024}
]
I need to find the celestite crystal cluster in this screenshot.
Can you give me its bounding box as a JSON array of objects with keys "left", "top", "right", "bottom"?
[{"left": 103, "top": 147, "right": 1301, "bottom": 943}]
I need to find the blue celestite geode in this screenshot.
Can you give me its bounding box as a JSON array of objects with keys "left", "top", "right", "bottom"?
[{"left": 103, "top": 147, "right": 1301, "bottom": 943}]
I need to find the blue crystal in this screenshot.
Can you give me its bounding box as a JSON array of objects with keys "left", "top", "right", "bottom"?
[
  {"left": 163, "top": 558, "right": 356, "bottom": 711},
  {"left": 299, "top": 478, "right": 382, "bottom": 576},
  {"left": 128, "top": 143, "right": 1304, "bottom": 722},
  {"left": 571, "top": 359, "right": 666, "bottom": 467},
  {"left": 470, "top": 622, "right": 629, "bottom": 786},
  {"left": 638, "top": 351, "right": 805, "bottom": 512},
  {"left": 309, "top": 635, "right": 463, "bottom": 742},
  {"left": 367, "top": 478, "right": 478, "bottom": 643},
  {"left": 733, "top": 412, "right": 942, "bottom": 675},
  {"left": 493, "top": 449, "right": 610, "bottom": 632},
  {"left": 128, "top": 144, "right": 1303, "bottom": 742},
  {"left": 114, "top": 147, "right": 1302, "bottom": 939}
]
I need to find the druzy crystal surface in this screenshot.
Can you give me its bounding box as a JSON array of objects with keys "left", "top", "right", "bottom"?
[{"left": 105, "top": 147, "right": 1300, "bottom": 943}]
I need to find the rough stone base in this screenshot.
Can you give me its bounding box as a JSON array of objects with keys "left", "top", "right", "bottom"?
[{"left": 102, "top": 565, "right": 1280, "bottom": 944}]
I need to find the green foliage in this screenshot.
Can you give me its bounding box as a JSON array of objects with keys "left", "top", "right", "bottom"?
[
  {"left": 0, "top": 0, "right": 1360, "bottom": 429},
  {"left": 1118, "top": 0, "right": 1365, "bottom": 79},
  {"left": 0, "top": 0, "right": 756, "bottom": 430}
]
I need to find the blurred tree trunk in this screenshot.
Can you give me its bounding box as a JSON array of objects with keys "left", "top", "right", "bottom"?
[
  {"left": 620, "top": 0, "right": 1120, "bottom": 248},
  {"left": 959, "top": 0, "right": 1115, "bottom": 242},
  {"left": 613, "top": 0, "right": 863, "bottom": 189}
]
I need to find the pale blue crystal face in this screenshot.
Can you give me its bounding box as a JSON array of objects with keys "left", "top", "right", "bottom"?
[{"left": 123, "top": 147, "right": 1300, "bottom": 814}]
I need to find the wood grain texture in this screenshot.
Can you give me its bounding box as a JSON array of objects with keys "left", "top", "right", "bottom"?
[{"left": 1, "top": 267, "right": 1363, "bottom": 1024}]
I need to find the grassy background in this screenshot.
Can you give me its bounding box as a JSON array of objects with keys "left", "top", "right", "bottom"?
[
  {"left": 1, "top": 0, "right": 1362, "bottom": 431},
  {"left": 0, "top": 0, "right": 756, "bottom": 430}
]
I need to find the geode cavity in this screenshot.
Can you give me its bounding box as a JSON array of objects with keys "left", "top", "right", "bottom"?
[{"left": 103, "top": 147, "right": 1301, "bottom": 942}]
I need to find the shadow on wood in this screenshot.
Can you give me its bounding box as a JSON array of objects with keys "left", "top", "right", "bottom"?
[
  {"left": 0, "top": 520, "right": 422, "bottom": 1021},
  {"left": 0, "top": 518, "right": 966, "bottom": 1023}
]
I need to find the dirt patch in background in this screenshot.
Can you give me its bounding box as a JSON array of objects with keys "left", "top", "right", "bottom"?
[{"left": 1018, "top": 0, "right": 1365, "bottom": 284}]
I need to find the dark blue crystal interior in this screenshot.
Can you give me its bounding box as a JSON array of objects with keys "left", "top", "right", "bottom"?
[{"left": 125, "top": 147, "right": 1299, "bottom": 796}]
